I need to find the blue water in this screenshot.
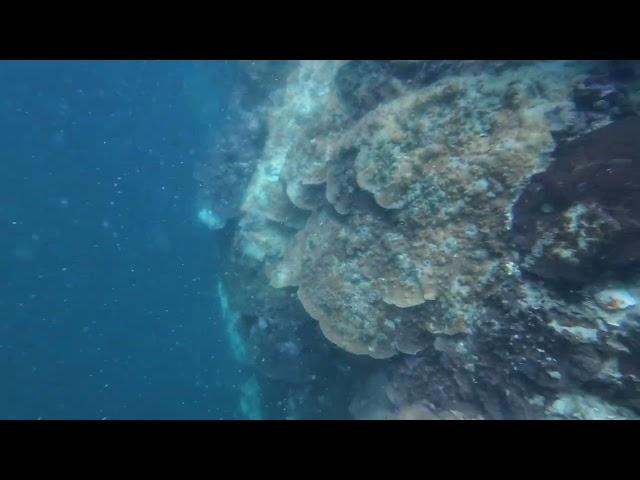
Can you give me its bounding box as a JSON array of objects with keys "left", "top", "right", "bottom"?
[{"left": 0, "top": 60, "right": 243, "bottom": 419}]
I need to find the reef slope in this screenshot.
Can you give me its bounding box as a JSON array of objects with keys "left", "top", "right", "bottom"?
[{"left": 208, "top": 60, "right": 640, "bottom": 419}]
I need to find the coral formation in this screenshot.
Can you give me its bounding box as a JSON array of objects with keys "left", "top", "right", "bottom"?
[
  {"left": 209, "top": 60, "right": 640, "bottom": 419},
  {"left": 194, "top": 61, "right": 294, "bottom": 229}
]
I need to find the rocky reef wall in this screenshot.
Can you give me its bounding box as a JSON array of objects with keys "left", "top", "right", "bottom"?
[{"left": 213, "top": 60, "right": 640, "bottom": 419}]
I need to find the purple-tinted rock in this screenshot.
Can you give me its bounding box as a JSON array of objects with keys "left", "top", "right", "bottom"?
[{"left": 512, "top": 116, "right": 640, "bottom": 285}]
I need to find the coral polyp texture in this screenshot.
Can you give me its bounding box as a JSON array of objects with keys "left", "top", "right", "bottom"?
[{"left": 212, "top": 60, "right": 640, "bottom": 419}]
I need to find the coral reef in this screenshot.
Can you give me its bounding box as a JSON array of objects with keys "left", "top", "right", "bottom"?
[
  {"left": 210, "top": 60, "right": 640, "bottom": 419},
  {"left": 194, "top": 61, "right": 295, "bottom": 230}
]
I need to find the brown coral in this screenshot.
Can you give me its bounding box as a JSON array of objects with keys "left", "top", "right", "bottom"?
[{"left": 226, "top": 61, "right": 600, "bottom": 359}]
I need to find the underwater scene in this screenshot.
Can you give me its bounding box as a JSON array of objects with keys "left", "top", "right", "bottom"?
[{"left": 3, "top": 60, "right": 640, "bottom": 420}]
